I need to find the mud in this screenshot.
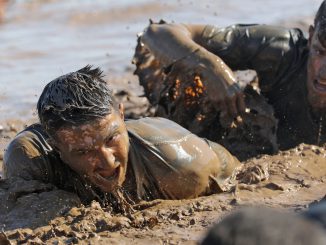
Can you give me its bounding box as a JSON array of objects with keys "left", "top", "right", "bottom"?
[{"left": 0, "top": 142, "right": 325, "bottom": 244}]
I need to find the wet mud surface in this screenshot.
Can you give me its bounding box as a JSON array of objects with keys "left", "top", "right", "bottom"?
[{"left": 0, "top": 141, "right": 326, "bottom": 244}]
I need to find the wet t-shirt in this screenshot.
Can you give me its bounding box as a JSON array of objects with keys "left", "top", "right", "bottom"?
[
  {"left": 201, "top": 24, "right": 325, "bottom": 149},
  {"left": 3, "top": 117, "right": 239, "bottom": 204}
]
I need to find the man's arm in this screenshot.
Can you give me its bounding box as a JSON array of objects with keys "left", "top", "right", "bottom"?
[
  {"left": 140, "top": 23, "right": 306, "bottom": 113},
  {"left": 141, "top": 23, "right": 245, "bottom": 118}
]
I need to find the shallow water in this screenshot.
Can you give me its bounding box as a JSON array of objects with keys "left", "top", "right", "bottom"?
[{"left": 0, "top": 0, "right": 321, "bottom": 120}]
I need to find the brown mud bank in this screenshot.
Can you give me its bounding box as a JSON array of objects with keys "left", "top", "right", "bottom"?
[{"left": 1, "top": 143, "right": 326, "bottom": 244}]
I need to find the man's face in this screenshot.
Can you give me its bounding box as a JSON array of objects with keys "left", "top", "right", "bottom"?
[
  {"left": 307, "top": 25, "right": 326, "bottom": 111},
  {"left": 54, "top": 105, "right": 129, "bottom": 193}
]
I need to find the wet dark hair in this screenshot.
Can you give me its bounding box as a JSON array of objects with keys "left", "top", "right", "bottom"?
[
  {"left": 37, "top": 65, "right": 115, "bottom": 137},
  {"left": 314, "top": 1, "right": 326, "bottom": 43},
  {"left": 315, "top": 1, "right": 326, "bottom": 27}
]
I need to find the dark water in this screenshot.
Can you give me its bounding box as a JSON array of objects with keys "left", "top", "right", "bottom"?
[{"left": 0, "top": 0, "right": 321, "bottom": 120}]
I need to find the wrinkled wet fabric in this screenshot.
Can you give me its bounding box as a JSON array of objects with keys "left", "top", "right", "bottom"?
[
  {"left": 135, "top": 23, "right": 326, "bottom": 151},
  {"left": 3, "top": 117, "right": 239, "bottom": 204}
]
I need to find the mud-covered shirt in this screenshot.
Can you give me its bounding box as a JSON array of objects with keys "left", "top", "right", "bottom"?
[
  {"left": 201, "top": 24, "right": 325, "bottom": 149},
  {"left": 3, "top": 117, "right": 239, "bottom": 204}
]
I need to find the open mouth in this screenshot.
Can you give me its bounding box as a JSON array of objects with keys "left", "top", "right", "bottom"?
[
  {"left": 313, "top": 79, "right": 326, "bottom": 93},
  {"left": 94, "top": 167, "right": 120, "bottom": 183},
  {"left": 104, "top": 167, "right": 120, "bottom": 181}
]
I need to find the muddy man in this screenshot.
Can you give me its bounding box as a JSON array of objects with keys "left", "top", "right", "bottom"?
[
  {"left": 134, "top": 1, "right": 326, "bottom": 155},
  {"left": 3, "top": 66, "right": 239, "bottom": 208}
]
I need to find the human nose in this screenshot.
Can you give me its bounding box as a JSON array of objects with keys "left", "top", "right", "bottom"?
[{"left": 97, "top": 146, "right": 117, "bottom": 170}]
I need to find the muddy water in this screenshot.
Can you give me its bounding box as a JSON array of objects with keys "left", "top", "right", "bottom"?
[{"left": 0, "top": 0, "right": 321, "bottom": 121}]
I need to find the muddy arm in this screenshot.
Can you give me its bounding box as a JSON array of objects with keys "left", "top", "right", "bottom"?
[
  {"left": 140, "top": 23, "right": 245, "bottom": 117},
  {"left": 140, "top": 23, "right": 206, "bottom": 66},
  {"left": 141, "top": 23, "right": 306, "bottom": 95}
]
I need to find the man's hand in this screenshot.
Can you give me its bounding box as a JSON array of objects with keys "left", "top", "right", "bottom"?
[
  {"left": 180, "top": 49, "right": 246, "bottom": 119},
  {"left": 214, "top": 80, "right": 246, "bottom": 120},
  {"left": 141, "top": 22, "right": 246, "bottom": 118}
]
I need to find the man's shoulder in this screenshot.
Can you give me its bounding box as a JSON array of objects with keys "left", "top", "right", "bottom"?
[
  {"left": 125, "top": 117, "right": 191, "bottom": 144},
  {"left": 5, "top": 123, "right": 51, "bottom": 161},
  {"left": 9, "top": 123, "right": 48, "bottom": 145}
]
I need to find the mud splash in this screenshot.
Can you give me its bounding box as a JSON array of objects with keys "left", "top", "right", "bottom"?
[{"left": 0, "top": 143, "right": 325, "bottom": 244}]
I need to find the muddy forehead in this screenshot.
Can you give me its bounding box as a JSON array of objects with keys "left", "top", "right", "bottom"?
[{"left": 57, "top": 123, "right": 108, "bottom": 144}]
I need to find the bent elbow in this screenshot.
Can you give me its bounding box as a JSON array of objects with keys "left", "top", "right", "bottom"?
[{"left": 142, "top": 23, "right": 170, "bottom": 43}]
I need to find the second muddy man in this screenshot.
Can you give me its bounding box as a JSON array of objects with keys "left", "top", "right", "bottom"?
[{"left": 135, "top": 0, "right": 326, "bottom": 154}]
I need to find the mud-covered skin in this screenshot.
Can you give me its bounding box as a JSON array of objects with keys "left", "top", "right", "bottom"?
[
  {"left": 135, "top": 22, "right": 326, "bottom": 152},
  {"left": 307, "top": 24, "right": 326, "bottom": 111},
  {"left": 53, "top": 109, "right": 129, "bottom": 195},
  {"left": 139, "top": 21, "right": 245, "bottom": 119},
  {"left": 3, "top": 117, "right": 239, "bottom": 205}
]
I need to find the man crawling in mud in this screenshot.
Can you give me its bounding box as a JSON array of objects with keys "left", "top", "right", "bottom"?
[
  {"left": 134, "top": 1, "right": 326, "bottom": 158},
  {"left": 3, "top": 66, "right": 239, "bottom": 211}
]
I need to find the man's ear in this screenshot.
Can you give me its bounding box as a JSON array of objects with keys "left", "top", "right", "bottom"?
[
  {"left": 118, "top": 103, "right": 125, "bottom": 120},
  {"left": 309, "top": 25, "right": 315, "bottom": 46}
]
